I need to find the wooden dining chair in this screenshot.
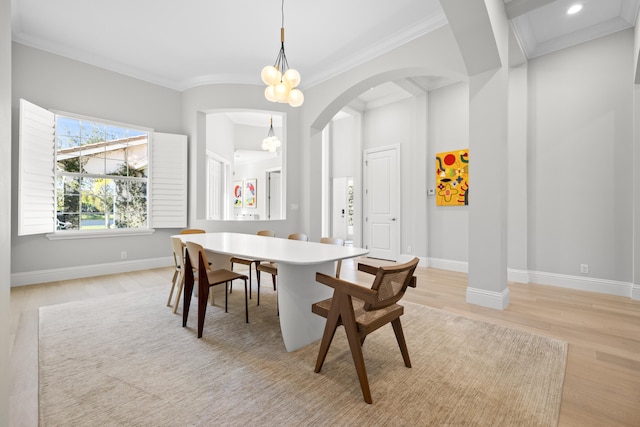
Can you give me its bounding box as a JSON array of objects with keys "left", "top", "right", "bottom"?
[
  {"left": 312, "top": 257, "right": 419, "bottom": 403},
  {"left": 179, "top": 228, "right": 206, "bottom": 234},
  {"left": 183, "top": 241, "right": 250, "bottom": 338},
  {"left": 256, "top": 233, "right": 308, "bottom": 305},
  {"left": 320, "top": 237, "right": 345, "bottom": 278},
  {"left": 230, "top": 230, "right": 275, "bottom": 300},
  {"left": 169, "top": 229, "right": 208, "bottom": 308}
]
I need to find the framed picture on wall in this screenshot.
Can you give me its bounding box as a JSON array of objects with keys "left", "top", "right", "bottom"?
[
  {"left": 233, "top": 180, "right": 243, "bottom": 208},
  {"left": 435, "top": 149, "right": 469, "bottom": 206},
  {"left": 244, "top": 178, "right": 257, "bottom": 208}
]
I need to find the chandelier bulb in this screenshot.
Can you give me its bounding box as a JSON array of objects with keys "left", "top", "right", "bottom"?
[
  {"left": 274, "top": 82, "right": 290, "bottom": 102},
  {"left": 287, "top": 88, "right": 304, "bottom": 107},
  {"left": 265, "top": 85, "right": 278, "bottom": 102},
  {"left": 283, "top": 69, "right": 301, "bottom": 89}
]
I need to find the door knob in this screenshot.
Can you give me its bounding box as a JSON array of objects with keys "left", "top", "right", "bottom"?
[{"left": 391, "top": 218, "right": 397, "bottom": 221}]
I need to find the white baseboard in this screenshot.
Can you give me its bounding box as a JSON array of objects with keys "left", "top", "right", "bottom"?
[
  {"left": 10, "top": 257, "right": 174, "bottom": 287},
  {"left": 507, "top": 269, "right": 530, "bottom": 284},
  {"left": 528, "top": 270, "right": 633, "bottom": 298},
  {"left": 426, "top": 258, "right": 633, "bottom": 299},
  {"left": 11, "top": 255, "right": 637, "bottom": 300},
  {"left": 466, "top": 286, "right": 511, "bottom": 310}
]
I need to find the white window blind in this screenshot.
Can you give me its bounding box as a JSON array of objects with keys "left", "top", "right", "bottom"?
[
  {"left": 150, "top": 132, "right": 187, "bottom": 228},
  {"left": 18, "top": 99, "right": 188, "bottom": 234},
  {"left": 18, "top": 99, "right": 56, "bottom": 236}
]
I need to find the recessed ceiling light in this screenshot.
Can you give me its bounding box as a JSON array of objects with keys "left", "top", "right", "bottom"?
[{"left": 567, "top": 4, "right": 583, "bottom": 14}]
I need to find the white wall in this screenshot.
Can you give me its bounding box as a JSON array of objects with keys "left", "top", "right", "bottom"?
[
  {"left": 181, "top": 84, "right": 302, "bottom": 238},
  {"left": 300, "top": 26, "right": 469, "bottom": 243},
  {"left": 528, "top": 29, "right": 634, "bottom": 284},
  {"left": 330, "top": 115, "right": 356, "bottom": 178},
  {"left": 206, "top": 113, "right": 234, "bottom": 161},
  {"left": 11, "top": 43, "right": 184, "bottom": 282},
  {"left": 427, "top": 82, "right": 469, "bottom": 266},
  {"left": 362, "top": 96, "right": 429, "bottom": 259},
  {"left": 1, "top": 0, "right": 11, "bottom": 420}
]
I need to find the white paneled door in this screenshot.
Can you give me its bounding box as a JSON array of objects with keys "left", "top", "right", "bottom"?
[{"left": 364, "top": 146, "right": 399, "bottom": 261}]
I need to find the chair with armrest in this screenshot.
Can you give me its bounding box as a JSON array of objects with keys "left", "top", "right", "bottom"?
[
  {"left": 256, "top": 233, "right": 308, "bottom": 306},
  {"left": 320, "top": 237, "right": 344, "bottom": 278},
  {"left": 182, "top": 241, "right": 250, "bottom": 338},
  {"left": 229, "top": 230, "right": 275, "bottom": 300},
  {"left": 312, "top": 257, "right": 419, "bottom": 403}
]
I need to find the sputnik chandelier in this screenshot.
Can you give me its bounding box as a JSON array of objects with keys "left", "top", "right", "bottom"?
[
  {"left": 261, "top": 0, "right": 304, "bottom": 107},
  {"left": 262, "top": 116, "right": 281, "bottom": 152}
]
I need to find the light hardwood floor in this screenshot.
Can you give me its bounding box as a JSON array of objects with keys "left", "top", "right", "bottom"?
[{"left": 9, "top": 260, "right": 640, "bottom": 426}]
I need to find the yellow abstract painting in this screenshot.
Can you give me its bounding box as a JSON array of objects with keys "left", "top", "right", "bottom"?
[{"left": 436, "top": 149, "right": 469, "bottom": 206}]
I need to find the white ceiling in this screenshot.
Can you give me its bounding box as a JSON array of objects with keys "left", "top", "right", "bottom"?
[{"left": 11, "top": 0, "right": 640, "bottom": 104}]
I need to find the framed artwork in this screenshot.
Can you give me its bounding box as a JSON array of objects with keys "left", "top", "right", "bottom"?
[
  {"left": 244, "top": 178, "right": 257, "bottom": 208},
  {"left": 435, "top": 149, "right": 469, "bottom": 206},
  {"left": 232, "top": 180, "right": 243, "bottom": 208}
]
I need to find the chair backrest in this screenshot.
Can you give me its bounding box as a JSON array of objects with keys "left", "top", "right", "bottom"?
[
  {"left": 185, "top": 241, "right": 210, "bottom": 274},
  {"left": 288, "top": 233, "right": 308, "bottom": 241},
  {"left": 320, "top": 237, "right": 344, "bottom": 278},
  {"left": 320, "top": 237, "right": 344, "bottom": 246},
  {"left": 365, "top": 257, "right": 419, "bottom": 311},
  {"left": 257, "top": 230, "right": 275, "bottom": 237},
  {"left": 180, "top": 229, "right": 206, "bottom": 234},
  {"left": 171, "top": 237, "right": 185, "bottom": 270}
]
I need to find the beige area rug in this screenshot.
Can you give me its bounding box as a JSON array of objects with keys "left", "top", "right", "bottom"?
[{"left": 39, "top": 285, "right": 567, "bottom": 426}]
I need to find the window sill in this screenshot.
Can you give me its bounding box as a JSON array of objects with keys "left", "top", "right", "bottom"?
[{"left": 46, "top": 229, "right": 156, "bottom": 240}]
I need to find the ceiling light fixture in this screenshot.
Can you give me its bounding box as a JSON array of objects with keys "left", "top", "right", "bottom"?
[
  {"left": 262, "top": 117, "right": 281, "bottom": 152},
  {"left": 261, "top": 0, "right": 304, "bottom": 107},
  {"left": 567, "top": 4, "right": 583, "bottom": 14}
]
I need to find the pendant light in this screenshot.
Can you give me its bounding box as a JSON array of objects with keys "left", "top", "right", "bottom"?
[
  {"left": 262, "top": 117, "right": 281, "bottom": 152},
  {"left": 261, "top": 0, "right": 304, "bottom": 107}
]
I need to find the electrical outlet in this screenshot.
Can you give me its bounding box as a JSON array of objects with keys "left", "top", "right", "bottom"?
[
  {"left": 407, "top": 246, "right": 412, "bottom": 253},
  {"left": 580, "top": 264, "right": 588, "bottom": 274},
  {"left": 121, "top": 251, "right": 127, "bottom": 259}
]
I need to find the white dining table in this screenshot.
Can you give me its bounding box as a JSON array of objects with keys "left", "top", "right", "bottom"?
[{"left": 176, "top": 232, "right": 369, "bottom": 351}]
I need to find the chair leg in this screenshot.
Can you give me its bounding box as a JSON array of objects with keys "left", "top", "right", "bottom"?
[
  {"left": 172, "top": 271, "right": 185, "bottom": 314},
  {"left": 167, "top": 269, "right": 178, "bottom": 306},
  {"left": 273, "top": 275, "right": 278, "bottom": 316},
  {"left": 197, "top": 281, "right": 209, "bottom": 339},
  {"left": 229, "top": 263, "right": 234, "bottom": 294},
  {"left": 248, "top": 263, "right": 252, "bottom": 300},
  {"left": 244, "top": 278, "right": 249, "bottom": 323},
  {"left": 182, "top": 256, "right": 195, "bottom": 328},
  {"left": 225, "top": 282, "right": 229, "bottom": 313},
  {"left": 314, "top": 298, "right": 342, "bottom": 374},
  {"left": 339, "top": 295, "right": 373, "bottom": 404},
  {"left": 391, "top": 318, "right": 411, "bottom": 368}
]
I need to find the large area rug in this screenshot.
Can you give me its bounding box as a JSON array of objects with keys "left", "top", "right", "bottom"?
[{"left": 39, "top": 285, "right": 567, "bottom": 426}]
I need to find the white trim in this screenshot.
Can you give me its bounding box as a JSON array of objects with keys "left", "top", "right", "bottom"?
[
  {"left": 10, "top": 257, "right": 173, "bottom": 287},
  {"left": 466, "top": 286, "right": 511, "bottom": 310},
  {"left": 427, "top": 257, "right": 633, "bottom": 299},
  {"left": 507, "top": 268, "right": 530, "bottom": 284},
  {"left": 529, "top": 270, "right": 633, "bottom": 298},
  {"left": 46, "top": 228, "right": 155, "bottom": 240}
]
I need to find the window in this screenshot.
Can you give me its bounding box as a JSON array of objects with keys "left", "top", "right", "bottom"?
[
  {"left": 55, "top": 115, "right": 149, "bottom": 231},
  {"left": 19, "top": 99, "right": 187, "bottom": 236}
]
